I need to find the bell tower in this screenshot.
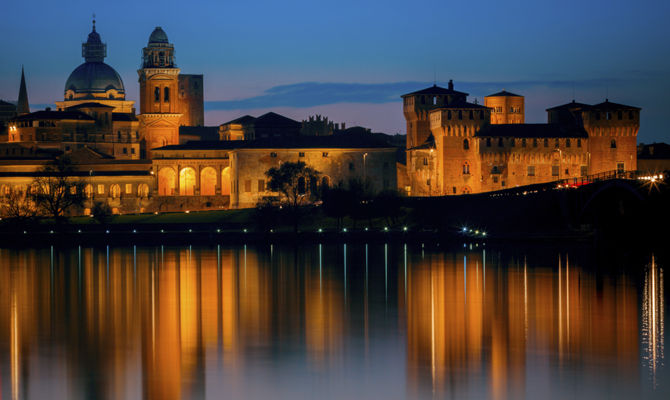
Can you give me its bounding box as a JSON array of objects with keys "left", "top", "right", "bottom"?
[{"left": 138, "top": 27, "right": 182, "bottom": 158}]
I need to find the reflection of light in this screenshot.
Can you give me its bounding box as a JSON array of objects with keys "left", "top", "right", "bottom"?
[
  {"left": 642, "top": 255, "right": 664, "bottom": 388},
  {"left": 11, "top": 291, "right": 19, "bottom": 400}
]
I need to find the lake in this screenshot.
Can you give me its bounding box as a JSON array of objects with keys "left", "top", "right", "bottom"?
[{"left": 0, "top": 242, "right": 666, "bottom": 399}]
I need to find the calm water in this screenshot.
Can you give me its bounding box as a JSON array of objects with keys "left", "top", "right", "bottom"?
[{"left": 0, "top": 243, "right": 666, "bottom": 399}]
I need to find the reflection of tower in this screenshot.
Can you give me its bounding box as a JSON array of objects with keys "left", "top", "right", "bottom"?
[
  {"left": 138, "top": 27, "right": 182, "bottom": 158},
  {"left": 643, "top": 255, "right": 664, "bottom": 388}
]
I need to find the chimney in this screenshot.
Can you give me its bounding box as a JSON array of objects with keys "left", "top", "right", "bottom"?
[{"left": 448, "top": 79, "right": 454, "bottom": 91}]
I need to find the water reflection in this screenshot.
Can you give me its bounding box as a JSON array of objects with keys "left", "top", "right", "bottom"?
[{"left": 0, "top": 245, "right": 667, "bottom": 399}]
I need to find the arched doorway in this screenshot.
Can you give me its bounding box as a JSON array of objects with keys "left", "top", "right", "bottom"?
[
  {"left": 179, "top": 167, "right": 196, "bottom": 195},
  {"left": 221, "top": 167, "right": 231, "bottom": 196},
  {"left": 200, "top": 167, "right": 217, "bottom": 196},
  {"left": 158, "top": 168, "right": 176, "bottom": 196}
]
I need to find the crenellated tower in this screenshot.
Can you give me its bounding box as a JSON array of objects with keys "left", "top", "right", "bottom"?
[{"left": 138, "top": 27, "right": 182, "bottom": 158}]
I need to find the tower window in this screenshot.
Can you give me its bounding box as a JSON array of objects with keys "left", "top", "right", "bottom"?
[
  {"left": 544, "top": 138, "right": 548, "bottom": 147},
  {"left": 610, "top": 139, "right": 617, "bottom": 148},
  {"left": 463, "top": 139, "right": 469, "bottom": 150},
  {"left": 486, "top": 138, "right": 491, "bottom": 147},
  {"left": 423, "top": 158, "right": 428, "bottom": 166},
  {"left": 498, "top": 138, "right": 503, "bottom": 147},
  {"left": 164, "top": 87, "right": 170, "bottom": 102},
  {"left": 522, "top": 138, "right": 526, "bottom": 147},
  {"left": 527, "top": 165, "right": 535, "bottom": 176},
  {"left": 606, "top": 112, "right": 611, "bottom": 120},
  {"left": 154, "top": 87, "right": 160, "bottom": 102},
  {"left": 462, "top": 161, "right": 470, "bottom": 175}
]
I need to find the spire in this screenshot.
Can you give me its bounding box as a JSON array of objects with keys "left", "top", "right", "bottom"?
[
  {"left": 17, "top": 66, "right": 29, "bottom": 115},
  {"left": 82, "top": 17, "right": 106, "bottom": 62}
]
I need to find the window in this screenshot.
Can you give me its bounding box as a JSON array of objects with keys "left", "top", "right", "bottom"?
[
  {"left": 486, "top": 138, "right": 491, "bottom": 147},
  {"left": 606, "top": 112, "right": 611, "bottom": 120},
  {"left": 270, "top": 152, "right": 277, "bottom": 157},
  {"left": 510, "top": 138, "right": 515, "bottom": 147},
  {"left": 244, "top": 180, "right": 251, "bottom": 193},
  {"left": 629, "top": 111, "right": 634, "bottom": 119},
  {"left": 257, "top": 179, "right": 265, "bottom": 192},
  {"left": 544, "top": 138, "right": 549, "bottom": 147},
  {"left": 577, "top": 139, "right": 582, "bottom": 148},
  {"left": 123, "top": 147, "right": 128, "bottom": 154},
  {"left": 462, "top": 162, "right": 470, "bottom": 175},
  {"left": 97, "top": 184, "right": 105, "bottom": 195},
  {"left": 498, "top": 138, "right": 504, "bottom": 147},
  {"left": 463, "top": 139, "right": 469, "bottom": 150},
  {"left": 85, "top": 184, "right": 94, "bottom": 198},
  {"left": 493, "top": 176, "right": 499, "bottom": 183},
  {"left": 125, "top": 184, "right": 132, "bottom": 194},
  {"left": 554, "top": 138, "right": 559, "bottom": 148},
  {"left": 299, "top": 152, "right": 305, "bottom": 157},
  {"left": 70, "top": 186, "right": 77, "bottom": 195},
  {"left": 322, "top": 152, "right": 328, "bottom": 158},
  {"left": 131, "top": 148, "right": 136, "bottom": 154},
  {"left": 552, "top": 165, "right": 559, "bottom": 177},
  {"left": 452, "top": 187, "right": 457, "bottom": 194},
  {"left": 138, "top": 184, "right": 149, "bottom": 198},
  {"left": 533, "top": 138, "right": 538, "bottom": 148},
  {"left": 110, "top": 184, "right": 121, "bottom": 198},
  {"left": 617, "top": 162, "right": 624, "bottom": 173},
  {"left": 522, "top": 138, "right": 526, "bottom": 147},
  {"left": 527, "top": 165, "right": 535, "bottom": 176},
  {"left": 164, "top": 87, "right": 170, "bottom": 102},
  {"left": 610, "top": 139, "right": 616, "bottom": 148},
  {"left": 492, "top": 166, "right": 500, "bottom": 174},
  {"left": 581, "top": 166, "right": 588, "bottom": 177},
  {"left": 566, "top": 138, "right": 571, "bottom": 147},
  {"left": 423, "top": 158, "right": 428, "bottom": 166},
  {"left": 154, "top": 87, "right": 160, "bottom": 102}
]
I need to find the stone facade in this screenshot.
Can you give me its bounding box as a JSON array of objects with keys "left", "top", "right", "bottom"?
[
  {"left": 177, "top": 74, "right": 204, "bottom": 127},
  {"left": 402, "top": 82, "right": 640, "bottom": 196}
]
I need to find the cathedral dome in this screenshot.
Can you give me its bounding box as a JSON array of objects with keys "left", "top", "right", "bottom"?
[
  {"left": 148, "top": 27, "right": 169, "bottom": 45},
  {"left": 64, "top": 62, "right": 125, "bottom": 97}
]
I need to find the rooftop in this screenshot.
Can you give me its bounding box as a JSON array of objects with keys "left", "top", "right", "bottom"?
[
  {"left": 487, "top": 90, "right": 522, "bottom": 97},
  {"left": 476, "top": 123, "right": 588, "bottom": 138}
]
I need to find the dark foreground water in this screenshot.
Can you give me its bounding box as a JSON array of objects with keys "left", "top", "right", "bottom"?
[{"left": 0, "top": 243, "right": 666, "bottom": 399}]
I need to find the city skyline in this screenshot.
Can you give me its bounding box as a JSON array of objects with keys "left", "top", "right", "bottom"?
[{"left": 1, "top": 0, "right": 668, "bottom": 142}]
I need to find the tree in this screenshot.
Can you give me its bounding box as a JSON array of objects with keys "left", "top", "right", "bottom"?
[
  {"left": 91, "top": 201, "right": 114, "bottom": 225},
  {"left": 0, "top": 188, "right": 36, "bottom": 222},
  {"left": 30, "top": 156, "right": 86, "bottom": 222},
  {"left": 265, "top": 161, "right": 320, "bottom": 232}
]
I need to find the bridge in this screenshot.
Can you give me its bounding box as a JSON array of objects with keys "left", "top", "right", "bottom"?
[{"left": 407, "top": 170, "right": 669, "bottom": 240}]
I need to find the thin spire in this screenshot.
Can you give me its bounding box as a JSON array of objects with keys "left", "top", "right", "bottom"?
[
  {"left": 17, "top": 66, "right": 29, "bottom": 115},
  {"left": 92, "top": 13, "right": 96, "bottom": 31}
]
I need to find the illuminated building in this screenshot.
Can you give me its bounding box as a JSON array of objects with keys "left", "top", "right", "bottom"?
[{"left": 402, "top": 81, "right": 640, "bottom": 196}]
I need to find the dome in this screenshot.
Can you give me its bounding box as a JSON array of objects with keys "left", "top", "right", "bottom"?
[
  {"left": 64, "top": 62, "right": 125, "bottom": 96},
  {"left": 148, "top": 27, "right": 169, "bottom": 45},
  {"left": 87, "top": 30, "right": 101, "bottom": 44}
]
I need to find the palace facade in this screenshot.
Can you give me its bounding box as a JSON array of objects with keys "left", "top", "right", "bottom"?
[{"left": 402, "top": 81, "right": 640, "bottom": 196}]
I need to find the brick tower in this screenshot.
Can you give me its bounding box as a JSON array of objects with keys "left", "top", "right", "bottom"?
[
  {"left": 138, "top": 27, "right": 182, "bottom": 158},
  {"left": 484, "top": 90, "right": 524, "bottom": 124}
]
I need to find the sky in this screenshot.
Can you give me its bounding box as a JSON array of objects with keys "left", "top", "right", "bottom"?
[{"left": 0, "top": 0, "right": 669, "bottom": 142}]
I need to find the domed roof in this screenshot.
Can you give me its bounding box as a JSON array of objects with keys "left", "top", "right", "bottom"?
[
  {"left": 87, "top": 29, "right": 101, "bottom": 44},
  {"left": 65, "top": 62, "right": 125, "bottom": 96},
  {"left": 148, "top": 27, "right": 169, "bottom": 45}
]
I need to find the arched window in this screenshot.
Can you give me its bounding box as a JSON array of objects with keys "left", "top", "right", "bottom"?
[
  {"left": 137, "top": 183, "right": 149, "bottom": 198},
  {"left": 110, "top": 184, "right": 121, "bottom": 199},
  {"left": 221, "top": 167, "right": 231, "bottom": 196},
  {"left": 179, "top": 168, "right": 196, "bottom": 195},
  {"left": 462, "top": 186, "right": 471, "bottom": 194},
  {"left": 462, "top": 161, "right": 470, "bottom": 175},
  {"left": 200, "top": 167, "right": 217, "bottom": 196},
  {"left": 84, "top": 184, "right": 94, "bottom": 198},
  {"left": 158, "top": 168, "right": 176, "bottom": 196},
  {"left": 154, "top": 87, "right": 160, "bottom": 102},
  {"left": 610, "top": 139, "right": 617, "bottom": 148},
  {"left": 463, "top": 139, "right": 469, "bottom": 150},
  {"left": 164, "top": 87, "right": 170, "bottom": 102}
]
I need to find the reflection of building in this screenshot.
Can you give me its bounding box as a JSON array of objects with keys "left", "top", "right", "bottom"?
[
  {"left": 402, "top": 81, "right": 640, "bottom": 196},
  {"left": 404, "top": 251, "right": 639, "bottom": 398}
]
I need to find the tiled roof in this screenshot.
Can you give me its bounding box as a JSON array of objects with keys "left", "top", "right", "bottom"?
[
  {"left": 222, "top": 115, "right": 256, "bottom": 125},
  {"left": 155, "top": 133, "right": 394, "bottom": 151},
  {"left": 66, "top": 102, "right": 115, "bottom": 109},
  {"left": 13, "top": 110, "right": 94, "bottom": 121},
  {"left": 402, "top": 84, "right": 469, "bottom": 97},
  {"left": 486, "top": 90, "right": 522, "bottom": 97}
]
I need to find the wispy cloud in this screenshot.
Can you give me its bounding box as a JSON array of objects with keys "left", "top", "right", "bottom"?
[{"left": 205, "top": 78, "right": 625, "bottom": 111}]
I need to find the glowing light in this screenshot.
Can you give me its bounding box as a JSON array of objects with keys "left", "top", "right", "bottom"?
[
  {"left": 188, "top": 229, "right": 192, "bottom": 232},
  {"left": 185, "top": 210, "right": 190, "bottom": 214},
  {"left": 133, "top": 229, "right": 137, "bottom": 233},
  {"left": 216, "top": 229, "right": 221, "bottom": 233},
  {"left": 105, "top": 230, "right": 109, "bottom": 234},
  {"left": 243, "top": 228, "right": 247, "bottom": 233},
  {"left": 384, "top": 227, "right": 388, "bottom": 231},
  {"left": 403, "top": 226, "right": 408, "bottom": 231},
  {"left": 318, "top": 228, "right": 323, "bottom": 233},
  {"left": 343, "top": 228, "right": 347, "bottom": 232}
]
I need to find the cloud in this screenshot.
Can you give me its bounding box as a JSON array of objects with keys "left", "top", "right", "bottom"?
[{"left": 204, "top": 78, "right": 626, "bottom": 111}]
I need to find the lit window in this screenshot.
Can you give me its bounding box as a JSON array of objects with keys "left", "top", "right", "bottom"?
[
  {"left": 125, "top": 184, "right": 133, "bottom": 194},
  {"left": 462, "top": 162, "right": 470, "bottom": 175},
  {"left": 97, "top": 184, "right": 105, "bottom": 195}
]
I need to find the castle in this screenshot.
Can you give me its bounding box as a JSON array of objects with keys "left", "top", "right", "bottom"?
[{"left": 402, "top": 80, "right": 640, "bottom": 195}]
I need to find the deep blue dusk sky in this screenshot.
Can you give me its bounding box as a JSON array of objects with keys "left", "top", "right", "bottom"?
[{"left": 1, "top": 0, "right": 668, "bottom": 142}]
